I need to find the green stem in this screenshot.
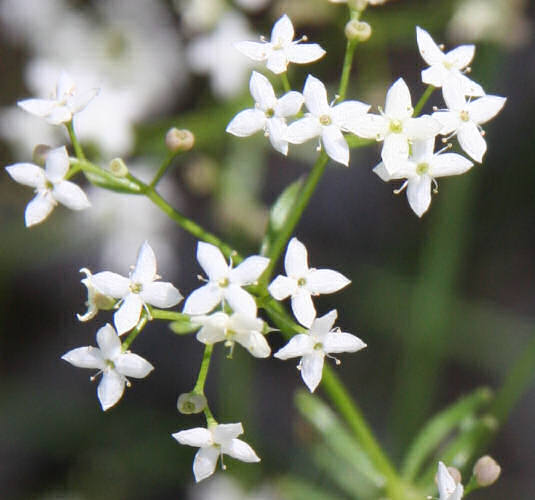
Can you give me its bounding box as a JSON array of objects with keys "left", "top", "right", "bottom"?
[
  {"left": 281, "top": 73, "right": 292, "bottom": 93},
  {"left": 413, "top": 85, "right": 435, "bottom": 117},
  {"left": 149, "top": 151, "right": 179, "bottom": 189},
  {"left": 122, "top": 314, "right": 148, "bottom": 351},
  {"left": 70, "top": 158, "right": 141, "bottom": 193},
  {"left": 66, "top": 121, "right": 86, "bottom": 161},
  {"left": 193, "top": 344, "right": 213, "bottom": 394},
  {"left": 150, "top": 308, "right": 190, "bottom": 322},
  {"left": 338, "top": 40, "right": 357, "bottom": 100}
]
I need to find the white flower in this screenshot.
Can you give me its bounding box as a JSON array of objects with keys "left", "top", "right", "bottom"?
[
  {"left": 91, "top": 241, "right": 183, "bottom": 335},
  {"left": 416, "top": 26, "right": 484, "bottom": 97},
  {"left": 348, "top": 78, "right": 441, "bottom": 173},
  {"left": 432, "top": 78, "right": 506, "bottom": 162},
  {"left": 183, "top": 242, "right": 269, "bottom": 317},
  {"left": 192, "top": 311, "right": 271, "bottom": 358},
  {"left": 437, "top": 462, "right": 464, "bottom": 500},
  {"left": 5, "top": 145, "right": 91, "bottom": 227},
  {"left": 286, "top": 75, "right": 370, "bottom": 166},
  {"left": 172, "top": 422, "right": 260, "bottom": 482},
  {"left": 17, "top": 71, "right": 98, "bottom": 125},
  {"left": 274, "top": 310, "right": 366, "bottom": 392},
  {"left": 77, "top": 268, "right": 116, "bottom": 322},
  {"left": 61, "top": 323, "right": 154, "bottom": 411},
  {"left": 226, "top": 71, "right": 303, "bottom": 155},
  {"left": 235, "top": 14, "right": 325, "bottom": 74},
  {"left": 268, "top": 237, "right": 351, "bottom": 327},
  {"left": 373, "top": 138, "right": 473, "bottom": 217}
]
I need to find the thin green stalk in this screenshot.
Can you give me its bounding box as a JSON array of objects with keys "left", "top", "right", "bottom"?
[
  {"left": 413, "top": 85, "right": 435, "bottom": 117},
  {"left": 150, "top": 308, "right": 190, "bottom": 322},
  {"left": 338, "top": 40, "right": 357, "bottom": 100},
  {"left": 122, "top": 314, "right": 148, "bottom": 351},
  {"left": 193, "top": 343, "right": 214, "bottom": 394},
  {"left": 281, "top": 73, "right": 292, "bottom": 93},
  {"left": 150, "top": 151, "right": 179, "bottom": 189},
  {"left": 66, "top": 121, "right": 86, "bottom": 161}
]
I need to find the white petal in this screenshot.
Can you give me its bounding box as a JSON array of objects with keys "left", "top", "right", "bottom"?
[
  {"left": 416, "top": 26, "right": 444, "bottom": 66},
  {"left": 406, "top": 176, "right": 432, "bottom": 217},
  {"left": 46, "top": 106, "right": 72, "bottom": 125},
  {"left": 114, "top": 293, "right": 143, "bottom": 335},
  {"left": 381, "top": 133, "right": 410, "bottom": 171},
  {"left": 131, "top": 241, "right": 157, "bottom": 284},
  {"left": 442, "top": 78, "right": 466, "bottom": 111},
  {"left": 275, "top": 91, "right": 304, "bottom": 118},
  {"left": 411, "top": 138, "right": 435, "bottom": 163},
  {"left": 25, "top": 193, "right": 55, "bottom": 227},
  {"left": 430, "top": 153, "right": 473, "bottom": 178},
  {"left": 17, "top": 98, "right": 57, "bottom": 117},
  {"left": 445, "top": 44, "right": 475, "bottom": 70},
  {"left": 286, "top": 116, "right": 322, "bottom": 144},
  {"left": 268, "top": 275, "right": 297, "bottom": 300},
  {"left": 224, "top": 285, "right": 257, "bottom": 317},
  {"left": 306, "top": 269, "right": 350, "bottom": 294},
  {"left": 44, "top": 146, "right": 70, "bottom": 183},
  {"left": 223, "top": 438, "right": 261, "bottom": 462},
  {"left": 266, "top": 118, "right": 289, "bottom": 155},
  {"left": 331, "top": 100, "right": 371, "bottom": 130},
  {"left": 431, "top": 111, "right": 460, "bottom": 136},
  {"left": 68, "top": 88, "right": 99, "bottom": 113},
  {"left": 141, "top": 281, "right": 182, "bottom": 308},
  {"left": 266, "top": 50, "right": 288, "bottom": 74},
  {"left": 52, "top": 181, "right": 91, "bottom": 210},
  {"left": 196, "top": 321, "right": 227, "bottom": 345},
  {"left": 234, "top": 41, "right": 269, "bottom": 61},
  {"left": 303, "top": 75, "right": 329, "bottom": 116},
  {"left": 310, "top": 310, "right": 338, "bottom": 339},
  {"left": 321, "top": 125, "right": 349, "bottom": 166},
  {"left": 96, "top": 324, "right": 122, "bottom": 359},
  {"left": 404, "top": 115, "right": 441, "bottom": 140},
  {"left": 458, "top": 121, "right": 487, "bottom": 162},
  {"left": 61, "top": 346, "right": 104, "bottom": 370},
  {"left": 193, "top": 447, "right": 219, "bottom": 482},
  {"left": 236, "top": 330, "right": 271, "bottom": 358},
  {"left": 291, "top": 290, "right": 316, "bottom": 328},
  {"left": 373, "top": 162, "right": 392, "bottom": 182},
  {"left": 375, "top": 159, "right": 415, "bottom": 180},
  {"left": 249, "top": 71, "right": 276, "bottom": 109},
  {"left": 285, "top": 237, "right": 309, "bottom": 278},
  {"left": 183, "top": 284, "right": 222, "bottom": 315},
  {"left": 271, "top": 14, "right": 294, "bottom": 45},
  {"left": 385, "top": 78, "right": 413, "bottom": 119},
  {"left": 230, "top": 255, "right": 270, "bottom": 285},
  {"left": 301, "top": 352, "right": 324, "bottom": 392},
  {"left": 213, "top": 422, "right": 244, "bottom": 442},
  {"left": 97, "top": 370, "right": 125, "bottom": 411},
  {"left": 285, "top": 43, "right": 326, "bottom": 65},
  {"left": 92, "top": 272, "right": 131, "bottom": 298},
  {"left": 56, "top": 71, "right": 75, "bottom": 98},
  {"left": 172, "top": 427, "right": 213, "bottom": 448},
  {"left": 324, "top": 331, "right": 366, "bottom": 354},
  {"left": 467, "top": 95, "right": 506, "bottom": 125},
  {"left": 5, "top": 163, "right": 46, "bottom": 188},
  {"left": 456, "top": 73, "right": 485, "bottom": 97},
  {"left": 115, "top": 352, "right": 154, "bottom": 378},
  {"left": 226, "top": 109, "right": 266, "bottom": 137},
  {"left": 437, "top": 462, "right": 457, "bottom": 499},
  {"left": 274, "top": 334, "right": 313, "bottom": 360},
  {"left": 421, "top": 65, "right": 449, "bottom": 88},
  {"left": 348, "top": 113, "right": 387, "bottom": 139},
  {"left": 197, "top": 242, "right": 229, "bottom": 281}
]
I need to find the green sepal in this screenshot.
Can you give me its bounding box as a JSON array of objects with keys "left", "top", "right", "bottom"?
[
  {"left": 169, "top": 319, "right": 200, "bottom": 335},
  {"left": 84, "top": 170, "right": 142, "bottom": 194}
]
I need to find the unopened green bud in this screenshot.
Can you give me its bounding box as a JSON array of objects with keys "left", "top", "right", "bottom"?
[
  {"left": 166, "top": 128, "right": 195, "bottom": 153},
  {"left": 177, "top": 392, "right": 207, "bottom": 414},
  {"left": 109, "top": 157, "right": 129, "bottom": 177},
  {"left": 32, "top": 144, "right": 52, "bottom": 166},
  {"left": 473, "top": 455, "right": 501, "bottom": 487},
  {"left": 345, "top": 20, "right": 372, "bottom": 42}
]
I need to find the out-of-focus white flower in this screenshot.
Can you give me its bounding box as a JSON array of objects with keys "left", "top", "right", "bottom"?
[
  {"left": 287, "top": 75, "right": 370, "bottom": 166},
  {"left": 269, "top": 237, "right": 350, "bottom": 327},
  {"left": 416, "top": 26, "right": 484, "bottom": 97},
  {"left": 192, "top": 311, "right": 271, "bottom": 358},
  {"left": 328, "top": 0, "right": 389, "bottom": 5},
  {"left": 234, "top": 0, "right": 271, "bottom": 12},
  {"left": 374, "top": 138, "right": 473, "bottom": 217},
  {"left": 172, "top": 422, "right": 260, "bottom": 482},
  {"left": 226, "top": 71, "right": 304, "bottom": 155},
  {"left": 91, "top": 241, "right": 183, "bottom": 335},
  {"left": 437, "top": 462, "right": 464, "bottom": 500},
  {"left": 235, "top": 14, "right": 325, "bottom": 74},
  {"left": 61, "top": 323, "right": 154, "bottom": 411},
  {"left": 175, "top": 0, "right": 226, "bottom": 32},
  {"left": 183, "top": 242, "right": 269, "bottom": 317},
  {"left": 274, "top": 310, "right": 366, "bottom": 392},
  {"left": 432, "top": 78, "right": 506, "bottom": 162},
  {"left": 5, "top": 145, "right": 90, "bottom": 227},
  {"left": 188, "top": 475, "right": 281, "bottom": 500}
]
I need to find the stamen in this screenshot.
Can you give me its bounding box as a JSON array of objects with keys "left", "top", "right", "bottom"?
[
  {"left": 260, "top": 35, "right": 267, "bottom": 42},
  {"left": 220, "top": 452, "right": 227, "bottom": 471},
  {"left": 326, "top": 353, "right": 341, "bottom": 365},
  {"left": 436, "top": 143, "right": 453, "bottom": 155},
  {"left": 432, "top": 179, "right": 439, "bottom": 194},
  {"left": 439, "top": 43, "right": 445, "bottom": 50},
  {"left": 393, "top": 180, "right": 409, "bottom": 195},
  {"left": 197, "top": 274, "right": 207, "bottom": 282}
]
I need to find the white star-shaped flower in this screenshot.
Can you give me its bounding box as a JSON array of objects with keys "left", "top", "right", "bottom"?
[
  {"left": 172, "top": 422, "right": 260, "bottom": 482},
  {"left": 5, "top": 145, "right": 91, "bottom": 227},
  {"left": 432, "top": 78, "right": 506, "bottom": 162},
  {"left": 183, "top": 242, "right": 269, "bottom": 317},
  {"left": 286, "top": 75, "right": 370, "bottom": 166},
  {"left": 268, "top": 237, "right": 351, "bottom": 327},
  {"left": 91, "top": 241, "right": 183, "bottom": 335},
  {"left": 274, "top": 310, "right": 366, "bottom": 393},
  {"left": 416, "top": 26, "right": 484, "bottom": 97},
  {"left": 61, "top": 323, "right": 154, "bottom": 411},
  {"left": 348, "top": 78, "right": 441, "bottom": 173},
  {"left": 373, "top": 138, "right": 473, "bottom": 217},
  {"left": 17, "top": 71, "right": 98, "bottom": 125},
  {"left": 192, "top": 311, "right": 271, "bottom": 358},
  {"left": 226, "top": 71, "right": 304, "bottom": 155},
  {"left": 235, "top": 14, "right": 326, "bottom": 74},
  {"left": 437, "top": 462, "right": 464, "bottom": 500}
]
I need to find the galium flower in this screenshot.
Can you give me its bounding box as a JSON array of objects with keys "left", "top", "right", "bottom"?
[
  {"left": 373, "top": 138, "right": 473, "bottom": 217},
  {"left": 235, "top": 14, "right": 325, "bottom": 74},
  {"left": 183, "top": 242, "right": 269, "bottom": 317},
  {"left": 172, "top": 422, "right": 260, "bottom": 482},
  {"left": 5, "top": 145, "right": 91, "bottom": 227},
  {"left": 91, "top": 241, "right": 183, "bottom": 335},
  {"left": 17, "top": 71, "right": 98, "bottom": 125},
  {"left": 269, "top": 237, "right": 351, "bottom": 327},
  {"left": 274, "top": 310, "right": 366, "bottom": 392},
  {"left": 61, "top": 323, "right": 154, "bottom": 411},
  {"left": 286, "top": 75, "right": 370, "bottom": 166},
  {"left": 226, "top": 71, "right": 304, "bottom": 155},
  {"left": 192, "top": 311, "right": 271, "bottom": 358},
  {"left": 416, "top": 26, "right": 484, "bottom": 97},
  {"left": 436, "top": 462, "right": 464, "bottom": 500},
  {"left": 77, "top": 268, "right": 116, "bottom": 322},
  {"left": 432, "top": 77, "right": 506, "bottom": 162}
]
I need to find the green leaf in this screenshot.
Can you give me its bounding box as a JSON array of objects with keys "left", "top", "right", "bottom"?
[
  {"left": 260, "top": 178, "right": 304, "bottom": 256},
  {"left": 84, "top": 170, "right": 141, "bottom": 194},
  {"left": 401, "top": 387, "right": 493, "bottom": 482},
  {"left": 169, "top": 319, "right": 199, "bottom": 335}
]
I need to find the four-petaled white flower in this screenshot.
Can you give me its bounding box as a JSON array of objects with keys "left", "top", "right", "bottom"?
[
  {"left": 235, "top": 14, "right": 325, "bottom": 74},
  {"left": 172, "top": 422, "right": 260, "bottom": 482},
  {"left": 374, "top": 138, "right": 473, "bottom": 217},
  {"left": 61, "top": 323, "right": 154, "bottom": 411},
  {"left": 183, "top": 242, "right": 269, "bottom": 318},
  {"left": 18, "top": 71, "right": 98, "bottom": 125},
  {"left": 269, "top": 237, "right": 351, "bottom": 327},
  {"left": 274, "top": 310, "right": 366, "bottom": 392},
  {"left": 5, "top": 145, "right": 91, "bottom": 227},
  {"left": 226, "top": 71, "right": 304, "bottom": 155},
  {"left": 286, "top": 75, "right": 370, "bottom": 166},
  {"left": 192, "top": 311, "right": 271, "bottom": 358},
  {"left": 91, "top": 241, "right": 183, "bottom": 335},
  {"left": 437, "top": 462, "right": 464, "bottom": 500},
  {"left": 416, "top": 26, "right": 484, "bottom": 97},
  {"left": 432, "top": 78, "right": 506, "bottom": 163},
  {"left": 348, "top": 78, "right": 441, "bottom": 173}
]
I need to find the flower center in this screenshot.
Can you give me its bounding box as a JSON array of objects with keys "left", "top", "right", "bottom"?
[
  {"left": 45, "top": 180, "right": 54, "bottom": 190},
  {"left": 313, "top": 342, "right": 323, "bottom": 351},
  {"left": 219, "top": 277, "right": 230, "bottom": 288},
  {"left": 389, "top": 119, "right": 403, "bottom": 133},
  {"left": 105, "top": 359, "right": 116, "bottom": 370},
  {"left": 265, "top": 108, "right": 275, "bottom": 118},
  {"left": 443, "top": 60, "right": 453, "bottom": 70},
  {"left": 460, "top": 110, "right": 470, "bottom": 122},
  {"left": 416, "top": 162, "right": 430, "bottom": 175},
  {"left": 297, "top": 277, "right": 307, "bottom": 287},
  {"left": 130, "top": 282, "right": 143, "bottom": 294},
  {"left": 319, "top": 114, "right": 332, "bottom": 126},
  {"left": 272, "top": 38, "right": 284, "bottom": 50}
]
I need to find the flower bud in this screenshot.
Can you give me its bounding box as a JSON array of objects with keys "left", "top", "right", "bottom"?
[
  {"left": 109, "top": 157, "right": 129, "bottom": 177},
  {"left": 345, "top": 20, "right": 372, "bottom": 42},
  {"left": 177, "top": 392, "right": 207, "bottom": 414},
  {"left": 166, "top": 128, "right": 195, "bottom": 153},
  {"left": 473, "top": 455, "right": 501, "bottom": 487},
  {"left": 32, "top": 144, "right": 52, "bottom": 166}
]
